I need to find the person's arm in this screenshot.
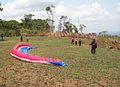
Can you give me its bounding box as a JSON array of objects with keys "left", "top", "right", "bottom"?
[{"left": 89, "top": 41, "right": 93, "bottom": 45}]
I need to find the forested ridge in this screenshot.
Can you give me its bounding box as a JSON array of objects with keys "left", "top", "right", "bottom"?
[{"left": 0, "top": 14, "right": 50, "bottom": 36}]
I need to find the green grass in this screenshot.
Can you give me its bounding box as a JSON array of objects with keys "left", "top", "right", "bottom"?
[{"left": 0, "top": 36, "right": 120, "bottom": 87}]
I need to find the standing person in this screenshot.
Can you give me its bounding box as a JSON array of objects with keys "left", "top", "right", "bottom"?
[
  {"left": 20, "top": 35, "right": 23, "bottom": 42},
  {"left": 78, "top": 39, "right": 81, "bottom": 46},
  {"left": 71, "top": 37, "right": 74, "bottom": 45},
  {"left": 1, "top": 34, "right": 4, "bottom": 40},
  {"left": 89, "top": 39, "right": 97, "bottom": 54},
  {"left": 75, "top": 38, "right": 78, "bottom": 45}
]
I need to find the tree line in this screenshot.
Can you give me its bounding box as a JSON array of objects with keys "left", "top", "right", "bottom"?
[
  {"left": 0, "top": 3, "right": 87, "bottom": 37},
  {"left": 0, "top": 14, "right": 50, "bottom": 36}
]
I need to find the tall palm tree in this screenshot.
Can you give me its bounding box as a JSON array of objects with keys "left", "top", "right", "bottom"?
[
  {"left": 0, "top": 3, "right": 3, "bottom": 11},
  {"left": 46, "top": 5, "right": 55, "bottom": 32}
]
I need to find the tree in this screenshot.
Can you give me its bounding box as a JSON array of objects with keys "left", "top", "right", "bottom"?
[
  {"left": 99, "top": 31, "right": 108, "bottom": 35},
  {"left": 32, "top": 19, "right": 49, "bottom": 31},
  {"left": 0, "top": 19, "right": 21, "bottom": 36},
  {"left": 58, "top": 16, "right": 68, "bottom": 32},
  {"left": 0, "top": 12, "right": 49, "bottom": 36},
  {"left": 79, "top": 24, "right": 86, "bottom": 34},
  {"left": 64, "top": 21, "right": 73, "bottom": 32},
  {"left": 58, "top": 16, "right": 79, "bottom": 33},
  {"left": 58, "top": 17, "right": 62, "bottom": 32},
  {"left": 0, "top": 3, "right": 4, "bottom": 39},
  {"left": 21, "top": 14, "right": 34, "bottom": 29},
  {"left": 73, "top": 25, "right": 78, "bottom": 33},
  {"left": 46, "top": 5, "right": 55, "bottom": 32}
]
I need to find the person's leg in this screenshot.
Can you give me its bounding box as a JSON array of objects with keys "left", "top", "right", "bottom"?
[
  {"left": 1, "top": 36, "right": 3, "bottom": 40},
  {"left": 91, "top": 48, "right": 93, "bottom": 54},
  {"left": 94, "top": 48, "right": 96, "bottom": 54},
  {"left": 21, "top": 36, "right": 23, "bottom": 42},
  {"left": 75, "top": 41, "right": 77, "bottom": 45},
  {"left": 71, "top": 39, "right": 74, "bottom": 44},
  {"left": 79, "top": 41, "right": 81, "bottom": 46},
  {"left": 20, "top": 38, "right": 22, "bottom": 42}
]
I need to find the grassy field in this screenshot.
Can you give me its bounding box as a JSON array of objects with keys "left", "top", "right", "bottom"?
[{"left": 0, "top": 36, "right": 120, "bottom": 87}]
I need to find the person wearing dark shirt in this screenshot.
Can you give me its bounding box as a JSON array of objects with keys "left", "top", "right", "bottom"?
[{"left": 89, "top": 39, "right": 97, "bottom": 54}]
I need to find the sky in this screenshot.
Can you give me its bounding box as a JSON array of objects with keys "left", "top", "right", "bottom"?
[{"left": 0, "top": 0, "right": 120, "bottom": 33}]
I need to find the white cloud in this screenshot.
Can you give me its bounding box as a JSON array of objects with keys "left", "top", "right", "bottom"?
[
  {"left": 71, "top": 2, "right": 109, "bottom": 21},
  {"left": 13, "top": 0, "right": 59, "bottom": 10},
  {"left": 0, "top": 0, "right": 60, "bottom": 21},
  {"left": 55, "top": 5, "right": 70, "bottom": 16},
  {"left": 53, "top": 2, "right": 111, "bottom": 32},
  {"left": 0, "top": 0, "right": 119, "bottom": 32},
  {"left": 0, "top": 0, "right": 110, "bottom": 22},
  {"left": 54, "top": 2, "right": 110, "bottom": 24},
  {"left": 116, "top": 3, "right": 120, "bottom": 13},
  {"left": 54, "top": 2, "right": 111, "bottom": 32}
]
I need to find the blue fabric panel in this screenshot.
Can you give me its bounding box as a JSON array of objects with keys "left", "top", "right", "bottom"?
[
  {"left": 49, "top": 62, "right": 66, "bottom": 66},
  {"left": 19, "top": 46, "right": 37, "bottom": 54},
  {"left": 19, "top": 47, "right": 30, "bottom": 54}
]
